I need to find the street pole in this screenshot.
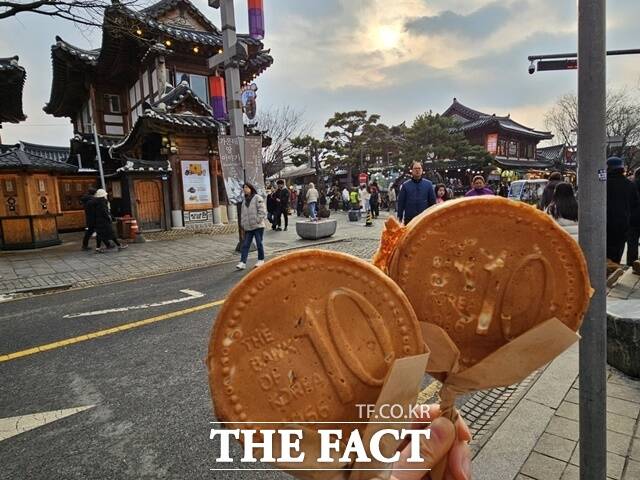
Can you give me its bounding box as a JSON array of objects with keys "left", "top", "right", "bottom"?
[
  {"left": 578, "top": 1, "right": 607, "bottom": 479},
  {"left": 210, "top": 0, "right": 246, "bottom": 251},
  {"left": 88, "top": 102, "right": 106, "bottom": 190}
]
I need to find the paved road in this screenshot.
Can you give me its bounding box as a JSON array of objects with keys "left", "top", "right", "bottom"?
[{"left": 0, "top": 261, "right": 294, "bottom": 480}]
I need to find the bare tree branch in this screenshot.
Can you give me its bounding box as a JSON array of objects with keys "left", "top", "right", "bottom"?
[
  {"left": 255, "top": 105, "right": 311, "bottom": 178},
  {"left": 0, "top": 1, "right": 144, "bottom": 26}
]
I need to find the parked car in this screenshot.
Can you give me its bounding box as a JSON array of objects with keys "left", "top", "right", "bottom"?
[{"left": 508, "top": 179, "right": 549, "bottom": 205}]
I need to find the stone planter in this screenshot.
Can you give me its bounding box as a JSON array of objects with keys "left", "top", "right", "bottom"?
[
  {"left": 296, "top": 219, "right": 337, "bottom": 240},
  {"left": 607, "top": 298, "right": 640, "bottom": 378}
]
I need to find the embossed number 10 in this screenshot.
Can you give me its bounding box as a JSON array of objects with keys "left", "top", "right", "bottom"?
[{"left": 296, "top": 287, "right": 395, "bottom": 404}]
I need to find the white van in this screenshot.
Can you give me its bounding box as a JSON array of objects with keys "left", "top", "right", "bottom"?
[{"left": 508, "top": 179, "right": 549, "bottom": 205}]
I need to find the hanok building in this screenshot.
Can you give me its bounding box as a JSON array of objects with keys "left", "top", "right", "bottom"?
[
  {"left": 44, "top": 0, "right": 272, "bottom": 231},
  {"left": 0, "top": 56, "right": 27, "bottom": 143},
  {"left": 442, "top": 98, "right": 554, "bottom": 180}
]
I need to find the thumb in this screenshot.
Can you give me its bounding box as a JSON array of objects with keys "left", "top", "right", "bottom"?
[{"left": 392, "top": 417, "right": 456, "bottom": 480}]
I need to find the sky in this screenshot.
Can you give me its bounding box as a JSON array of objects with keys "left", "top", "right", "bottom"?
[{"left": 1, "top": 0, "right": 639, "bottom": 147}]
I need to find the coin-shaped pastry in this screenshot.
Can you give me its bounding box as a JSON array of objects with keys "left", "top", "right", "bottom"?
[
  {"left": 388, "top": 197, "right": 590, "bottom": 370},
  {"left": 208, "top": 250, "right": 425, "bottom": 436}
]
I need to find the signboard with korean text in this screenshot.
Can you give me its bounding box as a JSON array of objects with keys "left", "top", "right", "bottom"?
[
  {"left": 181, "top": 160, "right": 213, "bottom": 210},
  {"left": 243, "top": 136, "right": 266, "bottom": 198},
  {"left": 183, "top": 209, "right": 214, "bottom": 227},
  {"left": 218, "top": 136, "right": 244, "bottom": 204}
]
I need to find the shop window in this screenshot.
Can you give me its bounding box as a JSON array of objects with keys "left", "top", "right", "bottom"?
[
  {"left": 497, "top": 139, "right": 507, "bottom": 157},
  {"left": 176, "top": 72, "right": 209, "bottom": 103},
  {"left": 103, "top": 94, "right": 121, "bottom": 114},
  {"left": 508, "top": 141, "right": 518, "bottom": 157}
]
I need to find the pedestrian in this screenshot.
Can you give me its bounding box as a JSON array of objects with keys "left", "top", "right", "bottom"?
[
  {"left": 397, "top": 161, "right": 437, "bottom": 225},
  {"left": 266, "top": 186, "right": 276, "bottom": 229},
  {"left": 289, "top": 186, "right": 297, "bottom": 214},
  {"left": 357, "top": 183, "right": 368, "bottom": 213},
  {"left": 236, "top": 182, "right": 266, "bottom": 270},
  {"left": 349, "top": 187, "right": 360, "bottom": 210},
  {"left": 498, "top": 182, "right": 509, "bottom": 198},
  {"left": 296, "top": 185, "right": 305, "bottom": 217},
  {"left": 342, "top": 186, "right": 350, "bottom": 211},
  {"left": 435, "top": 183, "right": 449, "bottom": 204},
  {"left": 93, "top": 189, "right": 127, "bottom": 253},
  {"left": 388, "top": 187, "right": 397, "bottom": 212},
  {"left": 607, "top": 157, "right": 639, "bottom": 264},
  {"left": 546, "top": 182, "right": 578, "bottom": 240},
  {"left": 538, "top": 171, "right": 563, "bottom": 210},
  {"left": 80, "top": 186, "right": 98, "bottom": 251},
  {"left": 464, "top": 175, "right": 494, "bottom": 197},
  {"left": 306, "top": 182, "right": 319, "bottom": 221},
  {"left": 275, "top": 179, "right": 290, "bottom": 231},
  {"left": 369, "top": 181, "right": 380, "bottom": 218},
  {"left": 627, "top": 167, "right": 640, "bottom": 266}
]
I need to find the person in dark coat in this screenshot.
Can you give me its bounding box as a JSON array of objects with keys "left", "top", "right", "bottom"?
[
  {"left": 538, "top": 171, "right": 563, "bottom": 210},
  {"left": 607, "top": 157, "right": 639, "bottom": 264},
  {"left": 275, "top": 179, "right": 290, "bottom": 231},
  {"left": 397, "top": 161, "right": 436, "bottom": 224},
  {"left": 94, "top": 189, "right": 127, "bottom": 253},
  {"left": 81, "top": 187, "right": 98, "bottom": 251},
  {"left": 266, "top": 187, "right": 277, "bottom": 229},
  {"left": 369, "top": 181, "right": 380, "bottom": 218},
  {"left": 626, "top": 167, "right": 640, "bottom": 266}
]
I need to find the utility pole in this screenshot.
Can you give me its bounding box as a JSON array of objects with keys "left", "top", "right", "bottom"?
[
  {"left": 88, "top": 102, "right": 106, "bottom": 190},
  {"left": 208, "top": 0, "right": 248, "bottom": 250},
  {"left": 578, "top": 1, "right": 607, "bottom": 478}
]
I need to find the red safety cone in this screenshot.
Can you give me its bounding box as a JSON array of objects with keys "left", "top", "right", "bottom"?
[{"left": 130, "top": 219, "right": 146, "bottom": 243}]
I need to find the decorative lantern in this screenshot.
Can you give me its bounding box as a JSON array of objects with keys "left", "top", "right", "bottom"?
[
  {"left": 248, "top": 0, "right": 265, "bottom": 40},
  {"left": 208, "top": 76, "right": 227, "bottom": 121}
]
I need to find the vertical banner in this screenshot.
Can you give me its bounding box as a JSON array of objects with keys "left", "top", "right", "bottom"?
[
  {"left": 244, "top": 136, "right": 266, "bottom": 198},
  {"left": 181, "top": 160, "right": 213, "bottom": 210},
  {"left": 248, "top": 0, "right": 265, "bottom": 40},
  {"left": 218, "top": 136, "right": 244, "bottom": 205}
]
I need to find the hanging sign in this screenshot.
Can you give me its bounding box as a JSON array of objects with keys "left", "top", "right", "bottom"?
[
  {"left": 244, "top": 136, "right": 266, "bottom": 198},
  {"left": 241, "top": 83, "right": 258, "bottom": 120},
  {"left": 181, "top": 160, "right": 213, "bottom": 210},
  {"left": 218, "top": 136, "right": 245, "bottom": 204}
]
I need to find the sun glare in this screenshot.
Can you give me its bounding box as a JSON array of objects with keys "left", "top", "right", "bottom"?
[{"left": 376, "top": 25, "right": 401, "bottom": 50}]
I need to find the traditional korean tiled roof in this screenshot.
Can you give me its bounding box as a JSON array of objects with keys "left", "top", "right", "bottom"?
[
  {"left": 0, "top": 148, "right": 77, "bottom": 172},
  {"left": 111, "top": 109, "right": 226, "bottom": 153},
  {"left": 141, "top": 0, "right": 219, "bottom": 34},
  {"left": 443, "top": 98, "right": 553, "bottom": 141},
  {"left": 116, "top": 156, "right": 172, "bottom": 173},
  {"left": 442, "top": 98, "right": 488, "bottom": 122},
  {"left": 0, "top": 56, "right": 27, "bottom": 123},
  {"left": 495, "top": 157, "right": 553, "bottom": 169},
  {"left": 20, "top": 141, "right": 71, "bottom": 163},
  {"left": 536, "top": 144, "right": 565, "bottom": 162},
  {"left": 72, "top": 133, "right": 124, "bottom": 149},
  {"left": 153, "top": 80, "right": 213, "bottom": 115},
  {"left": 52, "top": 37, "right": 99, "bottom": 66},
  {"left": 444, "top": 100, "right": 552, "bottom": 141}
]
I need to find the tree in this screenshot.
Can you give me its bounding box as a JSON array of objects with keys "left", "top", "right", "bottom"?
[
  {"left": 545, "top": 89, "right": 640, "bottom": 170},
  {"left": 255, "top": 105, "right": 310, "bottom": 180},
  {"left": 323, "top": 110, "right": 381, "bottom": 185},
  {"left": 405, "top": 112, "right": 492, "bottom": 167},
  {"left": 0, "top": 1, "right": 142, "bottom": 27},
  {"left": 289, "top": 135, "right": 333, "bottom": 189}
]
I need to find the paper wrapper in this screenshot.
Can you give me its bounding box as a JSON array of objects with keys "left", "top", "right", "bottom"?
[
  {"left": 266, "top": 353, "right": 430, "bottom": 480},
  {"left": 423, "top": 318, "right": 580, "bottom": 479},
  {"left": 372, "top": 217, "right": 407, "bottom": 275}
]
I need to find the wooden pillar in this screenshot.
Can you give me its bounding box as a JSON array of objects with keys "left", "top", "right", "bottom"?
[
  {"left": 209, "top": 147, "right": 222, "bottom": 225},
  {"left": 155, "top": 55, "right": 167, "bottom": 95}
]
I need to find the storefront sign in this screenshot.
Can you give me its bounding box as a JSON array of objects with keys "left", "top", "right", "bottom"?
[
  {"left": 218, "top": 136, "right": 244, "bottom": 204},
  {"left": 358, "top": 173, "right": 368, "bottom": 185},
  {"left": 181, "top": 160, "right": 213, "bottom": 210},
  {"left": 243, "top": 136, "right": 266, "bottom": 198},
  {"left": 183, "top": 209, "right": 213, "bottom": 226}
]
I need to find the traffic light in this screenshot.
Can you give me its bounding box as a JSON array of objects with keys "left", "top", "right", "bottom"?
[{"left": 536, "top": 59, "right": 578, "bottom": 71}]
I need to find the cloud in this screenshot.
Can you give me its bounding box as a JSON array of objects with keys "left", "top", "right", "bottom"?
[{"left": 406, "top": 1, "right": 528, "bottom": 39}]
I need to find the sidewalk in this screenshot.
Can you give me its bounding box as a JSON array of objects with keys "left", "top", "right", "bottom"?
[
  {"left": 472, "top": 270, "right": 640, "bottom": 480},
  {"left": 0, "top": 210, "right": 387, "bottom": 297}
]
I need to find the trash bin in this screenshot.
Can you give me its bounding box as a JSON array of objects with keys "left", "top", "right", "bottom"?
[{"left": 348, "top": 210, "right": 361, "bottom": 222}]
